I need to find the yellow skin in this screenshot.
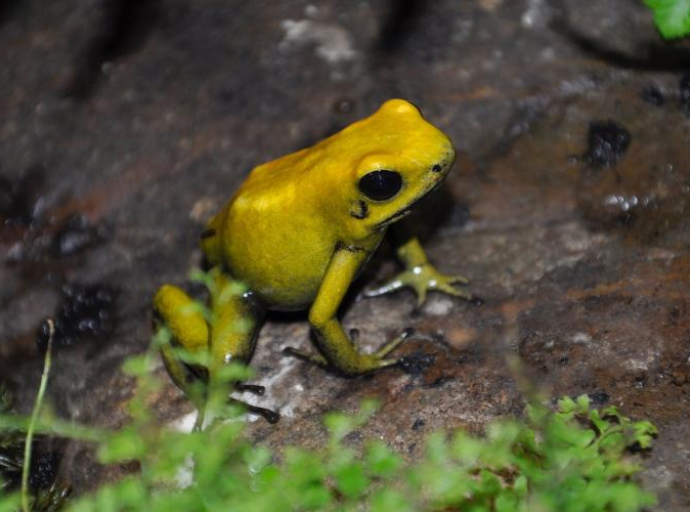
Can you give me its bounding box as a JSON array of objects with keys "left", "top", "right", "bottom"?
[{"left": 153, "top": 99, "right": 470, "bottom": 419}]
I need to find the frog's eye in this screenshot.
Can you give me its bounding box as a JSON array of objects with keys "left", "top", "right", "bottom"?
[{"left": 358, "top": 170, "right": 402, "bottom": 201}]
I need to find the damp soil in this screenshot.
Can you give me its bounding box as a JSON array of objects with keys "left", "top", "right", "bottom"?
[{"left": 1, "top": 0, "right": 689, "bottom": 509}]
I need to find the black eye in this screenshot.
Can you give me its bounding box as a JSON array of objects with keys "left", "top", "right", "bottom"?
[{"left": 358, "top": 170, "right": 402, "bottom": 201}]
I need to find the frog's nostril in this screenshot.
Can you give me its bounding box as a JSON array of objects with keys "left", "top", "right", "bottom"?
[{"left": 431, "top": 164, "right": 443, "bottom": 173}]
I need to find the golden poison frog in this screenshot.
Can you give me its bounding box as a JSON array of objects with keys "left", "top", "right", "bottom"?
[{"left": 153, "top": 99, "right": 470, "bottom": 422}]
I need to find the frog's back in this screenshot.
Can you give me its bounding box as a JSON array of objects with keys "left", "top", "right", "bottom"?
[{"left": 203, "top": 147, "right": 340, "bottom": 310}]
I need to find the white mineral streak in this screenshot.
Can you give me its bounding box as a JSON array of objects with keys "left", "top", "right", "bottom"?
[{"left": 280, "top": 19, "right": 356, "bottom": 64}]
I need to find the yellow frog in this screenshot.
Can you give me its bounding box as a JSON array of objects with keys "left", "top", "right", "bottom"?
[{"left": 153, "top": 99, "right": 470, "bottom": 422}]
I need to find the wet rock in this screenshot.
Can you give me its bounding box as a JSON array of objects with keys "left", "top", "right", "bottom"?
[
  {"left": 52, "top": 215, "right": 108, "bottom": 258},
  {"left": 640, "top": 86, "right": 664, "bottom": 106},
  {"left": 0, "top": 175, "right": 32, "bottom": 225},
  {"left": 398, "top": 350, "right": 436, "bottom": 376},
  {"left": 0, "top": 168, "right": 44, "bottom": 227},
  {"left": 587, "top": 391, "right": 610, "bottom": 405},
  {"left": 680, "top": 72, "right": 690, "bottom": 109},
  {"left": 411, "top": 418, "right": 425, "bottom": 431},
  {"left": 37, "top": 283, "right": 117, "bottom": 350},
  {"left": 5, "top": 213, "right": 107, "bottom": 264},
  {"left": 27, "top": 451, "right": 62, "bottom": 492},
  {"left": 584, "top": 120, "right": 631, "bottom": 168}
]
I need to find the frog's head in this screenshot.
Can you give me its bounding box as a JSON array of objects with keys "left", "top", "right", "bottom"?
[{"left": 331, "top": 99, "right": 455, "bottom": 237}]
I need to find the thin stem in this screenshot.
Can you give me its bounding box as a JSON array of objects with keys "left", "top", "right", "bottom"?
[{"left": 21, "top": 319, "right": 55, "bottom": 512}]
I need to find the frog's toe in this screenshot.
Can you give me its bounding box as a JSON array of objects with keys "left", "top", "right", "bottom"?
[
  {"left": 235, "top": 383, "right": 266, "bottom": 396},
  {"left": 228, "top": 395, "right": 280, "bottom": 424},
  {"left": 374, "top": 327, "right": 414, "bottom": 358},
  {"left": 283, "top": 346, "right": 329, "bottom": 367},
  {"left": 363, "top": 278, "right": 405, "bottom": 298},
  {"left": 416, "top": 265, "right": 472, "bottom": 303},
  {"left": 414, "top": 287, "right": 428, "bottom": 308},
  {"left": 245, "top": 403, "right": 280, "bottom": 424},
  {"left": 449, "top": 273, "right": 470, "bottom": 285},
  {"left": 434, "top": 279, "right": 472, "bottom": 301}
]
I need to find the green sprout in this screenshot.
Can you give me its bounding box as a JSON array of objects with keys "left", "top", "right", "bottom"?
[
  {"left": 0, "top": 321, "right": 72, "bottom": 512},
  {"left": 645, "top": 0, "right": 690, "bottom": 39}
]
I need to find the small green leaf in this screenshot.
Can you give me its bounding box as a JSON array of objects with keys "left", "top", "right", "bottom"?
[
  {"left": 324, "top": 412, "right": 355, "bottom": 442},
  {"left": 284, "top": 448, "right": 327, "bottom": 486},
  {"left": 244, "top": 445, "right": 272, "bottom": 475},
  {"left": 97, "top": 427, "right": 148, "bottom": 463},
  {"left": 557, "top": 396, "right": 577, "bottom": 414},
  {"left": 120, "top": 355, "right": 151, "bottom": 377},
  {"left": 371, "top": 489, "right": 413, "bottom": 512},
  {"left": 366, "top": 441, "right": 402, "bottom": 477},
  {"left": 645, "top": 0, "right": 690, "bottom": 39},
  {"left": 297, "top": 483, "right": 332, "bottom": 509},
  {"left": 334, "top": 461, "right": 370, "bottom": 499},
  {"left": 451, "top": 429, "right": 482, "bottom": 463},
  {"left": 575, "top": 394, "right": 591, "bottom": 413},
  {"left": 495, "top": 490, "right": 520, "bottom": 512},
  {"left": 588, "top": 408, "right": 610, "bottom": 435},
  {"left": 0, "top": 492, "right": 21, "bottom": 512}
]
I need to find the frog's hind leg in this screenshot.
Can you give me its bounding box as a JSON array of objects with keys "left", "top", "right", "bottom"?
[
  {"left": 154, "top": 277, "right": 278, "bottom": 423},
  {"left": 208, "top": 270, "right": 264, "bottom": 377},
  {"left": 209, "top": 270, "right": 279, "bottom": 423},
  {"left": 153, "top": 284, "right": 210, "bottom": 400}
]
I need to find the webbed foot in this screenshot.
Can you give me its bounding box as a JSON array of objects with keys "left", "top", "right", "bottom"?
[
  {"left": 365, "top": 264, "right": 471, "bottom": 307},
  {"left": 232, "top": 383, "right": 280, "bottom": 422},
  {"left": 283, "top": 328, "right": 414, "bottom": 375}
]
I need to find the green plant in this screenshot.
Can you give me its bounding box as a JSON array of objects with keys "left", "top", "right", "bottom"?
[
  {"left": 0, "top": 329, "right": 71, "bottom": 512},
  {"left": 0, "top": 269, "right": 659, "bottom": 511},
  {"left": 645, "top": 0, "right": 690, "bottom": 39},
  {"left": 3, "top": 339, "right": 657, "bottom": 512},
  {"left": 48, "top": 391, "right": 654, "bottom": 512},
  {"left": 0, "top": 369, "right": 658, "bottom": 512}
]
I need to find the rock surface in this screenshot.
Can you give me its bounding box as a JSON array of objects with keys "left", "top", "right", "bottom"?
[{"left": 1, "top": 0, "right": 689, "bottom": 508}]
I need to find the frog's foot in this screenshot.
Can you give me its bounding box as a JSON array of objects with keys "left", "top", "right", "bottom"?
[
  {"left": 373, "top": 327, "right": 414, "bottom": 358},
  {"left": 233, "top": 398, "right": 280, "bottom": 424},
  {"left": 284, "top": 328, "right": 414, "bottom": 375},
  {"left": 364, "top": 264, "right": 471, "bottom": 307},
  {"left": 235, "top": 383, "right": 265, "bottom": 396},
  {"left": 283, "top": 346, "right": 330, "bottom": 368},
  {"left": 198, "top": 396, "right": 279, "bottom": 428}
]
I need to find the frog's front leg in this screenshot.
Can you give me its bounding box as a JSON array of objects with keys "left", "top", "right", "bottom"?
[
  {"left": 365, "top": 225, "right": 471, "bottom": 307},
  {"left": 285, "top": 245, "right": 410, "bottom": 375}
]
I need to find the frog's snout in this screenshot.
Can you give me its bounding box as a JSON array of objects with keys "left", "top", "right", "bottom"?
[
  {"left": 430, "top": 153, "right": 455, "bottom": 176},
  {"left": 429, "top": 149, "right": 455, "bottom": 176}
]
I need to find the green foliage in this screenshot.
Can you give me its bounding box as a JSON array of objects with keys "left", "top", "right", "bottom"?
[
  {"left": 23, "top": 391, "right": 651, "bottom": 511},
  {"left": 645, "top": 0, "right": 690, "bottom": 39},
  {"left": 0, "top": 332, "right": 658, "bottom": 511},
  {"left": 0, "top": 386, "right": 71, "bottom": 512}
]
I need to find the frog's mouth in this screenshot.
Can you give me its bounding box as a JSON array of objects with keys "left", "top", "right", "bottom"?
[
  {"left": 376, "top": 207, "right": 413, "bottom": 228},
  {"left": 374, "top": 178, "right": 444, "bottom": 229}
]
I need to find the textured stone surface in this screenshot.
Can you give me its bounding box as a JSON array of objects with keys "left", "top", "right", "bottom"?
[{"left": 1, "top": 0, "right": 689, "bottom": 508}]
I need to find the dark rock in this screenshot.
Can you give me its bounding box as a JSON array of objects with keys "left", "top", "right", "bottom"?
[
  {"left": 49, "top": 283, "right": 117, "bottom": 347},
  {"left": 398, "top": 351, "right": 436, "bottom": 376},
  {"left": 584, "top": 120, "right": 631, "bottom": 168},
  {"left": 587, "top": 391, "right": 609, "bottom": 406},
  {"left": 52, "top": 215, "right": 107, "bottom": 258},
  {"left": 640, "top": 86, "right": 664, "bottom": 106},
  {"left": 680, "top": 72, "right": 690, "bottom": 109}
]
